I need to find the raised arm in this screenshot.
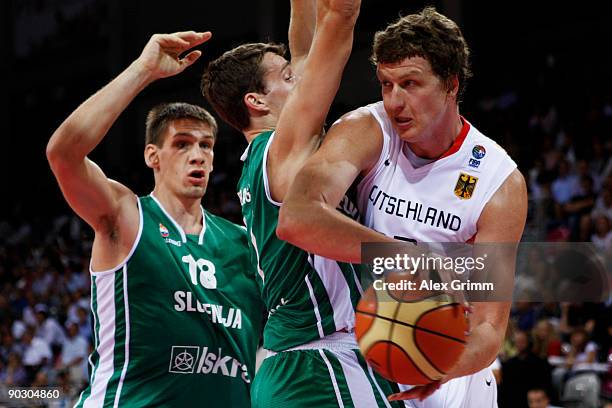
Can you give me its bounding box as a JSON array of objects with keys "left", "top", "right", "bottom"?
[
  {"left": 267, "top": 0, "right": 361, "bottom": 202},
  {"left": 46, "top": 31, "right": 210, "bottom": 233},
  {"left": 277, "top": 110, "right": 395, "bottom": 263},
  {"left": 289, "top": 0, "right": 316, "bottom": 73}
]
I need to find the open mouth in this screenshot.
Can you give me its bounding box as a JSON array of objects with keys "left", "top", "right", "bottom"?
[
  {"left": 395, "top": 117, "right": 412, "bottom": 125},
  {"left": 188, "top": 170, "right": 206, "bottom": 184},
  {"left": 188, "top": 170, "right": 205, "bottom": 179}
]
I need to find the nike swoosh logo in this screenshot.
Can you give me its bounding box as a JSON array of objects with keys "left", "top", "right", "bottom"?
[{"left": 485, "top": 379, "right": 493, "bottom": 386}]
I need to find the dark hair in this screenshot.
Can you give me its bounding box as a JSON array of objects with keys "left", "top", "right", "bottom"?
[
  {"left": 371, "top": 7, "right": 472, "bottom": 101},
  {"left": 201, "top": 42, "right": 286, "bottom": 131},
  {"left": 145, "top": 102, "right": 217, "bottom": 146}
]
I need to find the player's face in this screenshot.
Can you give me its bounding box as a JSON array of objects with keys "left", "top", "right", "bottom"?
[
  {"left": 377, "top": 56, "right": 456, "bottom": 144},
  {"left": 260, "top": 52, "right": 296, "bottom": 115},
  {"left": 155, "top": 118, "right": 215, "bottom": 199}
]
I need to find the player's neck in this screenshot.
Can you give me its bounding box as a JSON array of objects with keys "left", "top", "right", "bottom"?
[
  {"left": 152, "top": 188, "right": 203, "bottom": 235},
  {"left": 408, "top": 113, "right": 463, "bottom": 160},
  {"left": 243, "top": 115, "right": 278, "bottom": 143}
]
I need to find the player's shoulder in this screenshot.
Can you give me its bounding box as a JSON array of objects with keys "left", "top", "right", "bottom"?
[
  {"left": 242, "top": 130, "right": 274, "bottom": 162},
  {"left": 329, "top": 103, "right": 382, "bottom": 136},
  {"left": 484, "top": 168, "right": 527, "bottom": 216},
  {"left": 205, "top": 211, "right": 248, "bottom": 240}
]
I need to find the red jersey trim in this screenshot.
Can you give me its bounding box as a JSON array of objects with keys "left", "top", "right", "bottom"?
[{"left": 439, "top": 116, "right": 470, "bottom": 160}]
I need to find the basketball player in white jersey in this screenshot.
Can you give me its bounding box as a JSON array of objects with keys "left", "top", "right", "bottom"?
[{"left": 278, "top": 7, "right": 528, "bottom": 407}]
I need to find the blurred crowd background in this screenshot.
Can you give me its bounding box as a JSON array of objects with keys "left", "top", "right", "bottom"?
[{"left": 0, "top": 0, "right": 611, "bottom": 407}]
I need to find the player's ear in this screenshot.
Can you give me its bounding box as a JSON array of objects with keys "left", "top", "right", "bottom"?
[
  {"left": 144, "top": 144, "right": 159, "bottom": 169},
  {"left": 244, "top": 92, "right": 269, "bottom": 114},
  {"left": 447, "top": 75, "right": 459, "bottom": 99}
]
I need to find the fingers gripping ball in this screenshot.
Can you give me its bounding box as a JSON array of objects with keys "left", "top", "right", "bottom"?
[{"left": 355, "top": 270, "right": 468, "bottom": 385}]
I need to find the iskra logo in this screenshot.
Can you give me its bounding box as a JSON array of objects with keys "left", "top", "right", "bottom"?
[
  {"left": 169, "top": 346, "right": 200, "bottom": 374},
  {"left": 168, "top": 345, "right": 251, "bottom": 383}
]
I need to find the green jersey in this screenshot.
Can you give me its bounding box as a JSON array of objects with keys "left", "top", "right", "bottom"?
[
  {"left": 76, "top": 195, "right": 263, "bottom": 407},
  {"left": 238, "top": 131, "right": 364, "bottom": 352}
]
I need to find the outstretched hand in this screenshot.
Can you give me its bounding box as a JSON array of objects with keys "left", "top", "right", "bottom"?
[{"left": 136, "top": 31, "right": 212, "bottom": 81}]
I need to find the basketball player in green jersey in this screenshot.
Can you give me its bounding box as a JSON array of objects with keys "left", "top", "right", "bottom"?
[
  {"left": 202, "top": 1, "right": 403, "bottom": 406},
  {"left": 47, "top": 31, "right": 263, "bottom": 407}
]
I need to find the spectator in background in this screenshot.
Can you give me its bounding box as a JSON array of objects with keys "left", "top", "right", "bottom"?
[
  {"left": 66, "top": 289, "right": 88, "bottom": 324},
  {"left": 51, "top": 369, "right": 80, "bottom": 408},
  {"left": 559, "top": 302, "right": 603, "bottom": 337},
  {"left": 580, "top": 186, "right": 612, "bottom": 243},
  {"left": 11, "top": 318, "right": 27, "bottom": 342},
  {"left": 59, "top": 321, "right": 88, "bottom": 388},
  {"left": 527, "top": 388, "right": 562, "bottom": 408},
  {"left": 31, "top": 264, "right": 54, "bottom": 297},
  {"left": 552, "top": 159, "right": 578, "bottom": 205},
  {"left": 64, "top": 261, "right": 88, "bottom": 294},
  {"left": 31, "top": 369, "right": 49, "bottom": 387},
  {"left": 593, "top": 187, "right": 612, "bottom": 221},
  {"left": 0, "top": 352, "right": 27, "bottom": 386},
  {"left": 591, "top": 214, "right": 612, "bottom": 252},
  {"left": 564, "top": 175, "right": 597, "bottom": 240},
  {"left": 0, "top": 332, "right": 20, "bottom": 363},
  {"left": 532, "top": 319, "right": 562, "bottom": 360},
  {"left": 74, "top": 306, "right": 91, "bottom": 342},
  {"left": 589, "top": 138, "right": 608, "bottom": 185},
  {"left": 21, "top": 327, "right": 52, "bottom": 382},
  {"left": 564, "top": 327, "right": 598, "bottom": 369},
  {"left": 551, "top": 327, "right": 599, "bottom": 399},
  {"left": 500, "top": 330, "right": 553, "bottom": 408},
  {"left": 34, "top": 304, "right": 66, "bottom": 352},
  {"left": 574, "top": 159, "right": 599, "bottom": 195},
  {"left": 20, "top": 290, "right": 39, "bottom": 328},
  {"left": 512, "top": 302, "right": 540, "bottom": 332}
]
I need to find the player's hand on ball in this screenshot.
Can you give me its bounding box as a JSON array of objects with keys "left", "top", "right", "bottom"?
[
  {"left": 388, "top": 380, "right": 442, "bottom": 402},
  {"left": 136, "top": 31, "right": 212, "bottom": 80}
]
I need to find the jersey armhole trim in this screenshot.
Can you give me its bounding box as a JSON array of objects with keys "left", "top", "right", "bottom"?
[
  {"left": 89, "top": 195, "right": 144, "bottom": 276},
  {"left": 357, "top": 109, "right": 388, "bottom": 193},
  {"left": 262, "top": 131, "right": 283, "bottom": 208},
  {"left": 470, "top": 161, "right": 518, "bottom": 228}
]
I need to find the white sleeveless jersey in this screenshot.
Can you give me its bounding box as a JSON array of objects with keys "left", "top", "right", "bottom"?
[
  {"left": 357, "top": 101, "right": 517, "bottom": 244},
  {"left": 356, "top": 102, "right": 511, "bottom": 406}
]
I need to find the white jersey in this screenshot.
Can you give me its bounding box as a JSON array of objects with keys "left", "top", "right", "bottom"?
[
  {"left": 357, "top": 102, "right": 515, "bottom": 407},
  {"left": 357, "top": 101, "right": 517, "bottom": 245}
]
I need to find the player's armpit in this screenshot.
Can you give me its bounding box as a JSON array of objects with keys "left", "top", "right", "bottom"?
[{"left": 47, "top": 152, "right": 134, "bottom": 234}]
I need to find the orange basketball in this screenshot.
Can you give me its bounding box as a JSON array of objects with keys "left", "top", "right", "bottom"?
[{"left": 355, "top": 270, "right": 468, "bottom": 385}]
